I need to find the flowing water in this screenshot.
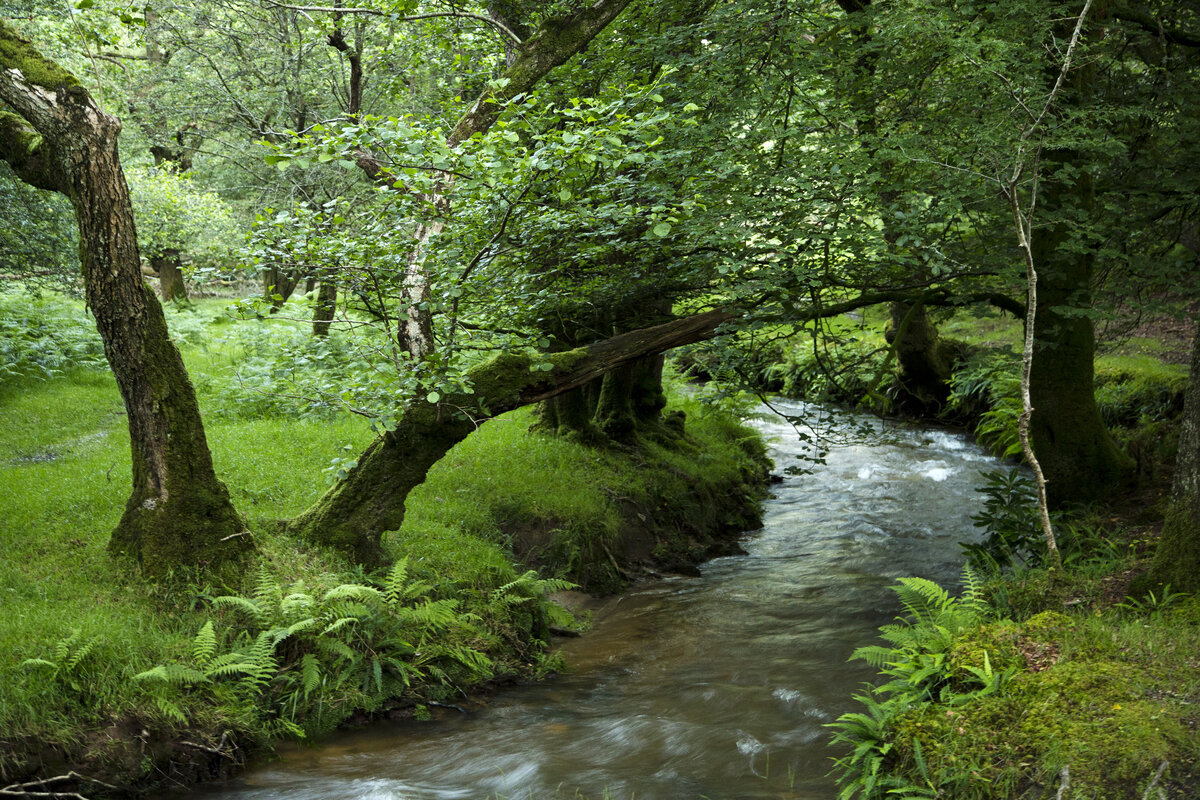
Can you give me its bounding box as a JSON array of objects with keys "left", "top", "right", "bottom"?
[{"left": 190, "top": 401, "right": 999, "bottom": 800}]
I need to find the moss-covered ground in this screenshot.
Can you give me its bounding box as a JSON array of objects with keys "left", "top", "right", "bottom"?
[{"left": 0, "top": 294, "right": 768, "bottom": 792}]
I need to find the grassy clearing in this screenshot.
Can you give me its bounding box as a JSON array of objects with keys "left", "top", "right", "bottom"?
[{"left": 0, "top": 292, "right": 768, "bottom": 788}]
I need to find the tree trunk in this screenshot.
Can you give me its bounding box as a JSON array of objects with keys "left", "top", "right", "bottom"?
[
  {"left": 288, "top": 310, "right": 733, "bottom": 565},
  {"left": 263, "top": 265, "right": 302, "bottom": 310},
  {"left": 1145, "top": 325, "right": 1200, "bottom": 593},
  {"left": 0, "top": 24, "right": 250, "bottom": 575},
  {"left": 152, "top": 248, "right": 188, "bottom": 303},
  {"left": 885, "top": 301, "right": 955, "bottom": 414},
  {"left": 1028, "top": 170, "right": 1134, "bottom": 507},
  {"left": 312, "top": 277, "right": 337, "bottom": 337}
]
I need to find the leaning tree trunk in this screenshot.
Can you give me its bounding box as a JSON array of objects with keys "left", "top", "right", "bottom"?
[
  {"left": 152, "top": 247, "right": 188, "bottom": 302},
  {"left": 1028, "top": 169, "right": 1134, "bottom": 508},
  {"left": 0, "top": 24, "right": 250, "bottom": 575},
  {"left": 1145, "top": 325, "right": 1200, "bottom": 593},
  {"left": 288, "top": 311, "right": 733, "bottom": 565}
]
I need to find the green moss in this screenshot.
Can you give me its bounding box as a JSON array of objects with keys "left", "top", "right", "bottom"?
[{"left": 0, "top": 22, "right": 80, "bottom": 91}]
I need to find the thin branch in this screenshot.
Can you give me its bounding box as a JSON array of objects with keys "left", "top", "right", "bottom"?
[
  {"left": 1026, "top": 0, "right": 1094, "bottom": 141},
  {"left": 255, "top": 0, "right": 522, "bottom": 45}
]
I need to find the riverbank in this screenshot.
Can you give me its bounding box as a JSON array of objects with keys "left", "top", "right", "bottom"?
[
  {"left": 0, "top": 295, "right": 770, "bottom": 796},
  {"left": 830, "top": 504, "right": 1200, "bottom": 799}
]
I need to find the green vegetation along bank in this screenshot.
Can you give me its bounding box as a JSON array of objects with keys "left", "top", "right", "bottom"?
[{"left": 0, "top": 292, "right": 769, "bottom": 794}]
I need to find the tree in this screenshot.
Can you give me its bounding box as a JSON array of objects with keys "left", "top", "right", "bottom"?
[
  {"left": 0, "top": 22, "right": 250, "bottom": 574},
  {"left": 126, "top": 165, "right": 238, "bottom": 302},
  {"left": 1144, "top": 324, "right": 1200, "bottom": 594},
  {"left": 288, "top": 310, "right": 732, "bottom": 565}
]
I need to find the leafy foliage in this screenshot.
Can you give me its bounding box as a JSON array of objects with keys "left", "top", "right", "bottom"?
[
  {"left": 962, "top": 468, "right": 1045, "bottom": 571},
  {"left": 829, "top": 571, "right": 1009, "bottom": 800},
  {"left": 0, "top": 291, "right": 106, "bottom": 383},
  {"left": 134, "top": 562, "right": 511, "bottom": 737}
]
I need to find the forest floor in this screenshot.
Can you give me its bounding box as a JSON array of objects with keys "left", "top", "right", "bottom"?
[{"left": 0, "top": 294, "right": 769, "bottom": 796}]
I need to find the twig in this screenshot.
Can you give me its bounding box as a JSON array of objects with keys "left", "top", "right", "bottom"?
[
  {"left": 179, "top": 731, "right": 238, "bottom": 761},
  {"left": 1055, "top": 764, "right": 1070, "bottom": 800},
  {"left": 1142, "top": 760, "right": 1168, "bottom": 800},
  {"left": 1, "top": 772, "right": 121, "bottom": 800}
]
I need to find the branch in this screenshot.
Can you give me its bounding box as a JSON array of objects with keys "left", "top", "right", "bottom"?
[
  {"left": 1110, "top": 4, "right": 1200, "bottom": 49},
  {"left": 1025, "top": 0, "right": 1094, "bottom": 143},
  {"left": 256, "top": 0, "right": 523, "bottom": 45},
  {"left": 0, "top": 111, "right": 60, "bottom": 192}
]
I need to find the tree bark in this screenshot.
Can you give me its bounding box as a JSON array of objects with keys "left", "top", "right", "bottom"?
[
  {"left": 312, "top": 276, "right": 336, "bottom": 337},
  {"left": 1145, "top": 325, "right": 1200, "bottom": 593},
  {"left": 287, "top": 310, "right": 733, "bottom": 565},
  {"left": 152, "top": 247, "right": 188, "bottom": 302},
  {"left": 1028, "top": 167, "right": 1134, "bottom": 508},
  {"left": 0, "top": 23, "right": 250, "bottom": 575}
]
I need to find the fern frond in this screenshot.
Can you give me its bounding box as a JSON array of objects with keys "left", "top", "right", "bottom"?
[
  {"left": 192, "top": 621, "right": 218, "bottom": 668},
  {"left": 894, "top": 577, "right": 952, "bottom": 625},
  {"left": 134, "top": 664, "right": 210, "bottom": 686},
  {"left": 213, "top": 595, "right": 267, "bottom": 626},
  {"left": 322, "top": 584, "right": 384, "bottom": 604},
  {"left": 252, "top": 566, "right": 282, "bottom": 611},
  {"left": 300, "top": 653, "right": 322, "bottom": 696}
]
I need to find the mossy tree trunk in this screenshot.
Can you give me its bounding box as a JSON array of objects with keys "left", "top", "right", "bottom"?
[
  {"left": 288, "top": 310, "right": 733, "bottom": 565},
  {"left": 0, "top": 24, "right": 250, "bottom": 575},
  {"left": 886, "top": 301, "right": 955, "bottom": 414},
  {"left": 1028, "top": 166, "right": 1134, "bottom": 508},
  {"left": 152, "top": 247, "right": 188, "bottom": 303},
  {"left": 1146, "top": 325, "right": 1200, "bottom": 593}
]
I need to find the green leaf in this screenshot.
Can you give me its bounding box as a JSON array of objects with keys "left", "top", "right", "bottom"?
[
  {"left": 426, "top": 391, "right": 441, "bottom": 403},
  {"left": 652, "top": 222, "right": 672, "bottom": 237}
]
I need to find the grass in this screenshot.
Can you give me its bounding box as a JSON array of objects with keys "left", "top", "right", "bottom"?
[{"left": 0, "top": 293, "right": 769, "bottom": 787}]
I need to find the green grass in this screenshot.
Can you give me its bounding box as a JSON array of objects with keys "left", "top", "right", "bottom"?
[{"left": 0, "top": 297, "right": 768, "bottom": 786}]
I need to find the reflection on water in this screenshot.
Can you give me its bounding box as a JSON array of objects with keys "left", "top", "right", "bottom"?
[{"left": 185, "top": 401, "right": 995, "bottom": 800}]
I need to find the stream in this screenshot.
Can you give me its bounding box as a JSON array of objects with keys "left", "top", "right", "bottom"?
[{"left": 189, "top": 400, "right": 999, "bottom": 800}]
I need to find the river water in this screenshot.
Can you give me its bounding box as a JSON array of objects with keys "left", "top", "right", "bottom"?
[{"left": 192, "top": 400, "right": 997, "bottom": 800}]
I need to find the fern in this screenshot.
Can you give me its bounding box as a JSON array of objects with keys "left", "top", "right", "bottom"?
[
  {"left": 21, "top": 629, "right": 100, "bottom": 693},
  {"left": 192, "top": 621, "right": 219, "bottom": 667}
]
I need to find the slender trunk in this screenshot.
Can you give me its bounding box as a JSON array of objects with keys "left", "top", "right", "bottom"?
[
  {"left": 0, "top": 25, "right": 249, "bottom": 575},
  {"left": 288, "top": 311, "right": 732, "bottom": 564}
]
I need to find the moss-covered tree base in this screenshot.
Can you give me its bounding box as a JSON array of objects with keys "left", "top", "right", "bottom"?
[{"left": 108, "top": 479, "right": 252, "bottom": 578}]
